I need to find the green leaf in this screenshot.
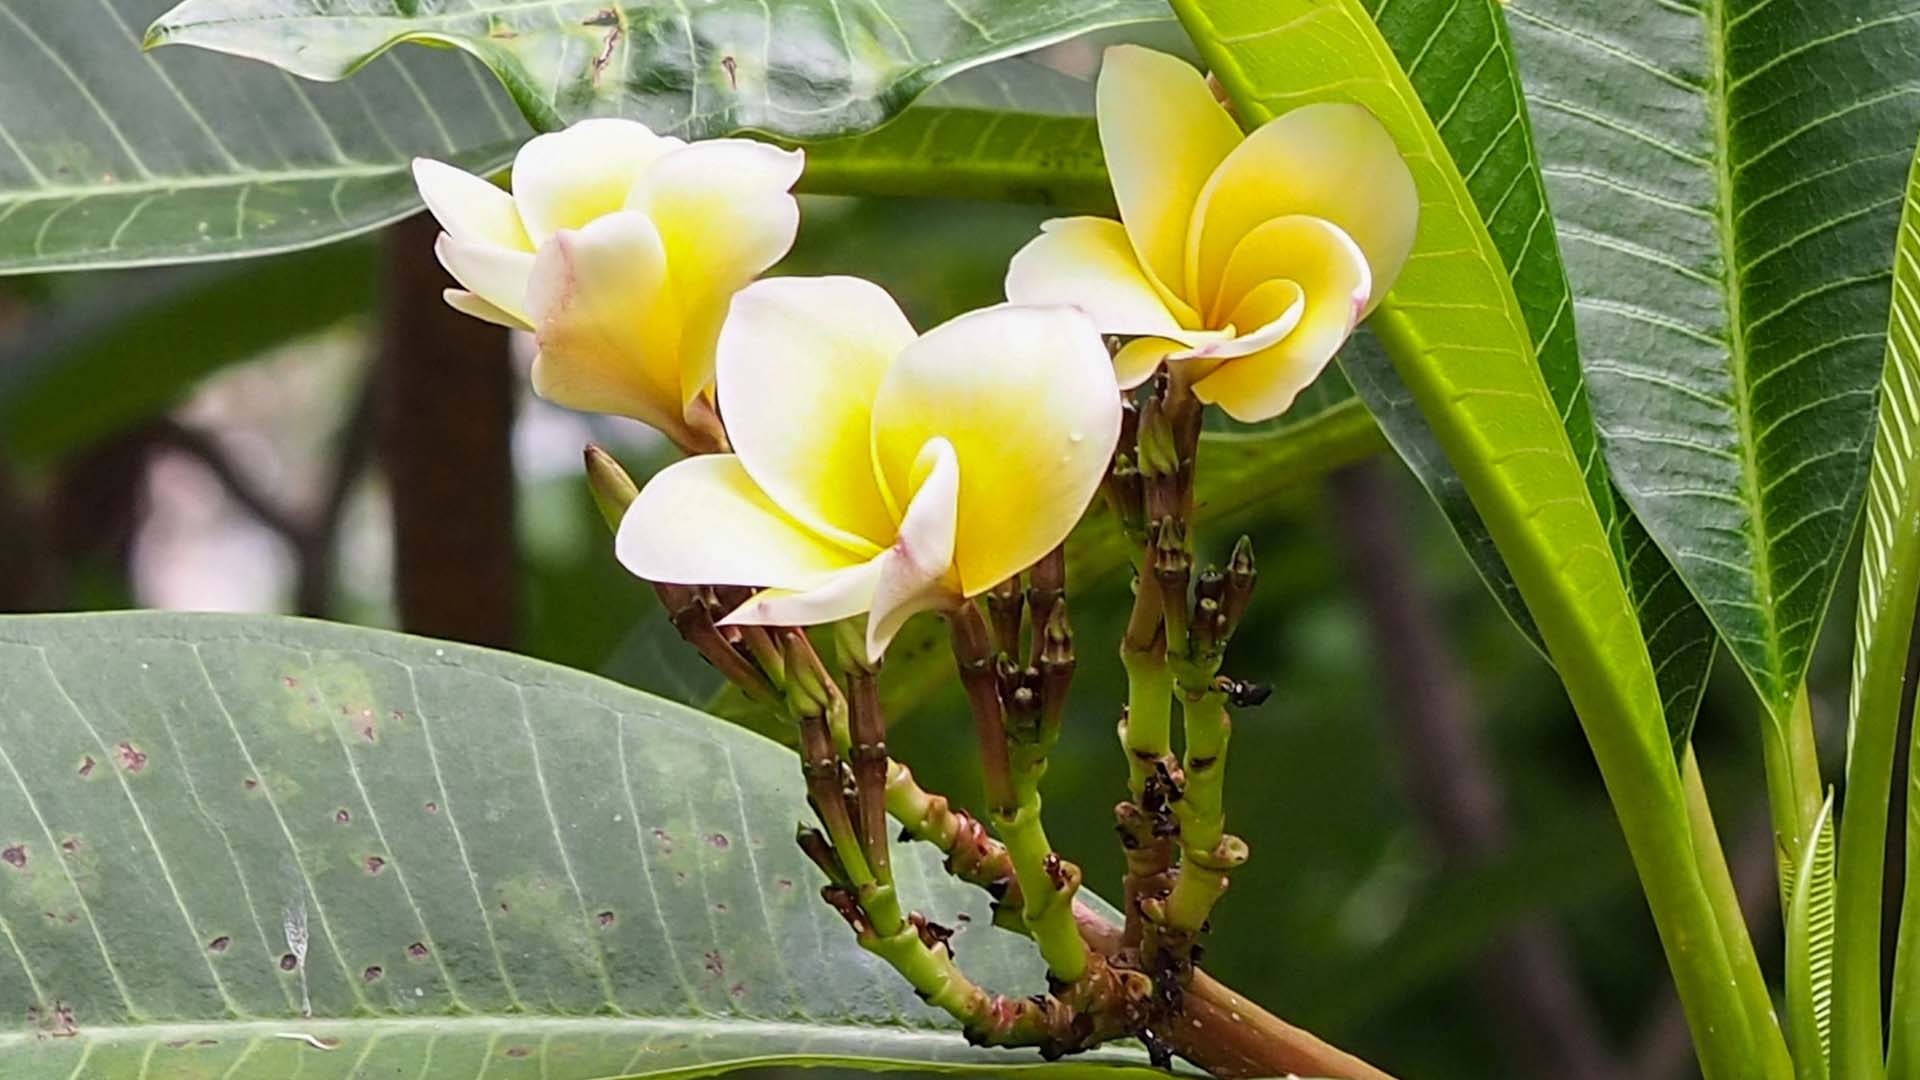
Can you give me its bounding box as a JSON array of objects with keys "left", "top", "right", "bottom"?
[
  {"left": 0, "top": 0, "right": 527, "bottom": 275},
  {"left": 1346, "top": 0, "right": 1718, "bottom": 752},
  {"left": 0, "top": 612, "right": 1150, "bottom": 1077},
  {"left": 145, "top": 0, "right": 1169, "bottom": 140},
  {"left": 1852, "top": 133, "right": 1920, "bottom": 1080},
  {"left": 0, "top": 241, "right": 376, "bottom": 462},
  {"left": 1174, "top": 0, "right": 1763, "bottom": 1073},
  {"left": 1786, "top": 792, "right": 1838, "bottom": 1080},
  {"left": 1503, "top": 0, "right": 1920, "bottom": 719}
]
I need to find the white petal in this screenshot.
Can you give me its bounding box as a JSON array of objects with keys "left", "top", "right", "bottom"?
[
  {"left": 435, "top": 233, "right": 535, "bottom": 323},
  {"left": 716, "top": 277, "right": 910, "bottom": 555},
  {"left": 1188, "top": 103, "right": 1416, "bottom": 319},
  {"left": 1005, "top": 217, "right": 1191, "bottom": 338},
  {"left": 867, "top": 438, "right": 961, "bottom": 661},
  {"left": 413, "top": 158, "right": 531, "bottom": 252},
  {"left": 1097, "top": 45, "right": 1242, "bottom": 325},
  {"left": 524, "top": 211, "right": 685, "bottom": 434},
  {"left": 631, "top": 139, "right": 805, "bottom": 408},
  {"left": 872, "top": 304, "right": 1121, "bottom": 595},
  {"left": 720, "top": 560, "right": 884, "bottom": 628},
  {"left": 616, "top": 454, "right": 865, "bottom": 589},
  {"left": 511, "top": 118, "right": 685, "bottom": 246},
  {"left": 443, "top": 288, "right": 528, "bottom": 330}
]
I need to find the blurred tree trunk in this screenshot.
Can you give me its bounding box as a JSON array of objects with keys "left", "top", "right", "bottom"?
[
  {"left": 1330, "top": 460, "right": 1617, "bottom": 1080},
  {"left": 377, "top": 214, "right": 519, "bottom": 648}
]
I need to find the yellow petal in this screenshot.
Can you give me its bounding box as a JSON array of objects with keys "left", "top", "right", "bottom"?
[
  {"left": 511, "top": 118, "right": 684, "bottom": 246},
  {"left": 524, "top": 211, "right": 684, "bottom": 434},
  {"left": 1191, "top": 225, "right": 1369, "bottom": 422},
  {"left": 443, "top": 289, "right": 527, "bottom": 330},
  {"left": 435, "top": 233, "right": 534, "bottom": 324},
  {"left": 616, "top": 454, "right": 864, "bottom": 589},
  {"left": 871, "top": 304, "right": 1121, "bottom": 595},
  {"left": 630, "top": 140, "right": 805, "bottom": 411},
  {"left": 716, "top": 277, "right": 909, "bottom": 555},
  {"left": 866, "top": 438, "right": 961, "bottom": 661},
  {"left": 720, "top": 560, "right": 884, "bottom": 629},
  {"left": 1005, "top": 217, "right": 1189, "bottom": 338},
  {"left": 1097, "top": 45, "right": 1243, "bottom": 326},
  {"left": 1188, "top": 103, "right": 1417, "bottom": 319},
  {"left": 1114, "top": 337, "right": 1183, "bottom": 389},
  {"left": 414, "top": 159, "right": 532, "bottom": 252},
  {"left": 1177, "top": 280, "right": 1305, "bottom": 363}
]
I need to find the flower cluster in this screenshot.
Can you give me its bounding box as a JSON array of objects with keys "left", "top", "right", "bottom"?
[{"left": 413, "top": 46, "right": 1417, "bottom": 659}]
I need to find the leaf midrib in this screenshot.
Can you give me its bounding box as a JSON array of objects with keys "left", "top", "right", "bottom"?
[{"left": 1703, "top": 0, "right": 1789, "bottom": 710}]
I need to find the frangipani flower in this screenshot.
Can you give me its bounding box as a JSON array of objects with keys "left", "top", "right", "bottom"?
[
  {"left": 413, "top": 118, "right": 804, "bottom": 449},
  {"left": 616, "top": 277, "right": 1121, "bottom": 661},
  {"left": 1006, "top": 45, "right": 1419, "bottom": 422}
]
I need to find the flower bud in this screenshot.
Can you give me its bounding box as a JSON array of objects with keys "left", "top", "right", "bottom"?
[{"left": 583, "top": 444, "right": 639, "bottom": 533}]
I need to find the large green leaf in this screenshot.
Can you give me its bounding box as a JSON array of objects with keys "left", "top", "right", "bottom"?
[
  {"left": 0, "top": 0, "right": 526, "bottom": 274},
  {"left": 0, "top": 612, "right": 1151, "bottom": 1078},
  {"left": 1175, "top": 0, "right": 1766, "bottom": 1074},
  {"left": 1343, "top": 0, "right": 1718, "bottom": 749},
  {"left": 1503, "top": 0, "right": 1920, "bottom": 718},
  {"left": 145, "top": 0, "right": 1168, "bottom": 140}
]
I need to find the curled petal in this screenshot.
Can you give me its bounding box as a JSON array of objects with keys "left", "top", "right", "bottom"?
[
  {"left": 435, "top": 233, "right": 534, "bottom": 325},
  {"left": 866, "top": 438, "right": 962, "bottom": 661},
  {"left": 721, "top": 560, "right": 884, "bottom": 629},
  {"left": 524, "top": 211, "right": 684, "bottom": 433},
  {"left": 1097, "top": 45, "right": 1242, "bottom": 326},
  {"left": 1191, "top": 229, "right": 1370, "bottom": 422},
  {"left": 631, "top": 140, "right": 805, "bottom": 409},
  {"left": 1004, "top": 217, "right": 1192, "bottom": 339},
  {"left": 616, "top": 455, "right": 864, "bottom": 590},
  {"left": 1113, "top": 337, "right": 1184, "bottom": 389},
  {"left": 1174, "top": 280, "right": 1305, "bottom": 363},
  {"left": 413, "top": 159, "right": 531, "bottom": 253},
  {"left": 872, "top": 305, "right": 1121, "bottom": 595},
  {"left": 443, "top": 289, "right": 526, "bottom": 330},
  {"left": 716, "top": 277, "right": 910, "bottom": 554},
  {"left": 512, "top": 118, "right": 685, "bottom": 246},
  {"left": 1188, "top": 103, "right": 1417, "bottom": 319}
]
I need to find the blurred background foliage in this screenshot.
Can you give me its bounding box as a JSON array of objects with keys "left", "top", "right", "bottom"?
[{"left": 0, "top": 25, "right": 1845, "bottom": 1080}]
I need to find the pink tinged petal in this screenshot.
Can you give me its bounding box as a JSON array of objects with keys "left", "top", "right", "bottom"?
[
  {"left": 435, "top": 233, "right": 535, "bottom": 324},
  {"left": 867, "top": 438, "right": 962, "bottom": 661},
  {"left": 716, "top": 277, "right": 909, "bottom": 555},
  {"left": 413, "top": 158, "right": 532, "bottom": 252},
  {"left": 510, "top": 118, "right": 686, "bottom": 246},
  {"left": 616, "top": 454, "right": 865, "bottom": 591},
  {"left": 630, "top": 140, "right": 805, "bottom": 409},
  {"left": 1097, "top": 45, "right": 1242, "bottom": 327},
  {"left": 720, "top": 560, "right": 885, "bottom": 629},
  {"left": 1005, "top": 217, "right": 1191, "bottom": 339},
  {"left": 1187, "top": 103, "right": 1417, "bottom": 320},
  {"left": 1191, "top": 227, "right": 1371, "bottom": 423},
  {"left": 524, "top": 211, "right": 686, "bottom": 435},
  {"left": 443, "top": 289, "right": 528, "bottom": 330},
  {"left": 871, "top": 304, "right": 1122, "bottom": 595}
]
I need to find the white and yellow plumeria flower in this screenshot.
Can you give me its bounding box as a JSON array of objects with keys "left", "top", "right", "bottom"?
[
  {"left": 1006, "top": 45, "right": 1419, "bottom": 422},
  {"left": 616, "top": 277, "right": 1121, "bottom": 661},
  {"left": 412, "top": 118, "right": 804, "bottom": 450}
]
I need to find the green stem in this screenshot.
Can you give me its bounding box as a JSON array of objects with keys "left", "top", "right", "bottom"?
[
  {"left": 1886, "top": 691, "right": 1920, "bottom": 1080},
  {"left": 1685, "top": 745, "right": 1796, "bottom": 1080},
  {"left": 999, "top": 801, "right": 1088, "bottom": 982},
  {"left": 1121, "top": 645, "right": 1174, "bottom": 800},
  {"left": 1763, "top": 686, "right": 1825, "bottom": 904},
  {"left": 1838, "top": 656, "right": 1909, "bottom": 1080}
]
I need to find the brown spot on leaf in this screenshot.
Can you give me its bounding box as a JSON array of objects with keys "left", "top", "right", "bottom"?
[
  {"left": 243, "top": 778, "right": 258, "bottom": 791},
  {"left": 77, "top": 756, "right": 94, "bottom": 778},
  {"left": 59, "top": 838, "right": 77, "bottom": 854},
  {"left": 730, "top": 982, "right": 747, "bottom": 999},
  {"left": 408, "top": 942, "right": 429, "bottom": 959},
  {"left": 208, "top": 936, "right": 230, "bottom": 953},
  {"left": 279, "top": 953, "right": 298, "bottom": 971},
  {"left": 597, "top": 910, "right": 616, "bottom": 927},
  {"left": 776, "top": 878, "right": 793, "bottom": 890},
  {"left": 363, "top": 966, "right": 382, "bottom": 983},
  {"left": 713, "top": 903, "right": 727, "bottom": 913},
  {"left": 721, "top": 55, "right": 739, "bottom": 90},
  {"left": 704, "top": 950, "right": 724, "bottom": 977},
  {"left": 115, "top": 742, "right": 147, "bottom": 772},
  {"left": 335, "top": 810, "right": 351, "bottom": 825},
  {"left": 424, "top": 802, "right": 439, "bottom": 814},
  {"left": 505, "top": 1046, "right": 532, "bottom": 1059},
  {"left": 582, "top": 7, "right": 618, "bottom": 25},
  {"left": 1, "top": 845, "right": 23, "bottom": 869},
  {"left": 705, "top": 833, "right": 730, "bottom": 849},
  {"left": 364, "top": 856, "right": 386, "bottom": 874},
  {"left": 282, "top": 676, "right": 298, "bottom": 689}
]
